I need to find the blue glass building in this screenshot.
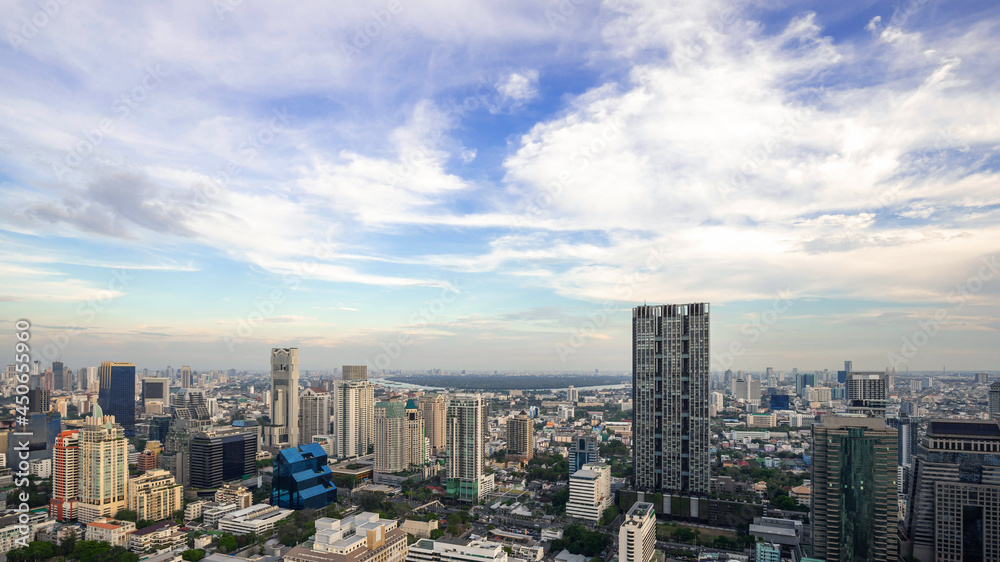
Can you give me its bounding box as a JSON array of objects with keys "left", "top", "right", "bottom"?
[
  {"left": 7, "top": 411, "right": 60, "bottom": 469},
  {"left": 769, "top": 394, "right": 790, "bottom": 410},
  {"left": 272, "top": 443, "right": 337, "bottom": 510},
  {"left": 98, "top": 361, "right": 136, "bottom": 437}
]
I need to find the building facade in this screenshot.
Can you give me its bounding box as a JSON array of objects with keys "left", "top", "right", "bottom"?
[
  {"left": 619, "top": 502, "right": 655, "bottom": 562},
  {"left": 446, "top": 394, "right": 487, "bottom": 502},
  {"left": 49, "top": 429, "right": 80, "bottom": 522},
  {"left": 188, "top": 426, "right": 257, "bottom": 490},
  {"left": 405, "top": 399, "right": 427, "bottom": 467},
  {"left": 286, "top": 513, "right": 408, "bottom": 562},
  {"left": 811, "top": 416, "right": 898, "bottom": 562},
  {"left": 267, "top": 348, "right": 300, "bottom": 448},
  {"left": 568, "top": 433, "right": 598, "bottom": 474},
  {"left": 420, "top": 395, "right": 448, "bottom": 457},
  {"left": 989, "top": 382, "right": 1000, "bottom": 420},
  {"left": 845, "top": 372, "right": 887, "bottom": 417},
  {"left": 566, "top": 463, "right": 611, "bottom": 523},
  {"left": 127, "top": 469, "right": 183, "bottom": 522},
  {"left": 300, "top": 387, "right": 332, "bottom": 445},
  {"left": 98, "top": 361, "right": 136, "bottom": 437},
  {"left": 76, "top": 404, "right": 129, "bottom": 524},
  {"left": 632, "top": 303, "right": 711, "bottom": 508},
  {"left": 333, "top": 366, "right": 375, "bottom": 459},
  {"left": 272, "top": 443, "right": 338, "bottom": 510},
  {"left": 505, "top": 411, "right": 533, "bottom": 462}
]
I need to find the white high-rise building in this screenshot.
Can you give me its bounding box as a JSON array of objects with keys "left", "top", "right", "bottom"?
[
  {"left": 566, "top": 462, "right": 612, "bottom": 523},
  {"left": 619, "top": 502, "right": 656, "bottom": 562},
  {"left": 567, "top": 386, "right": 579, "bottom": 403},
  {"left": 333, "top": 365, "right": 374, "bottom": 458},
  {"left": 266, "top": 348, "right": 300, "bottom": 448},
  {"left": 180, "top": 366, "right": 192, "bottom": 389},
  {"left": 375, "top": 400, "right": 408, "bottom": 474},
  {"left": 299, "top": 386, "right": 332, "bottom": 445},
  {"left": 446, "top": 394, "right": 490, "bottom": 502},
  {"left": 846, "top": 372, "right": 887, "bottom": 417}
]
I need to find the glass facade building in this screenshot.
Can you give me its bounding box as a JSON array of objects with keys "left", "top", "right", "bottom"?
[
  {"left": 272, "top": 443, "right": 337, "bottom": 510},
  {"left": 98, "top": 361, "right": 136, "bottom": 437}
]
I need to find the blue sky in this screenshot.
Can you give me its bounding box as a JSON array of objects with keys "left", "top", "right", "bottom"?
[{"left": 2, "top": 0, "right": 999, "bottom": 373}]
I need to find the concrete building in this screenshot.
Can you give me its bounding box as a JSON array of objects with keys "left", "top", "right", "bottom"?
[
  {"left": 217, "top": 503, "right": 294, "bottom": 535},
  {"left": 333, "top": 366, "right": 375, "bottom": 458},
  {"left": 127, "top": 469, "right": 183, "bottom": 522},
  {"left": 405, "top": 399, "right": 426, "bottom": 467},
  {"left": 420, "top": 395, "right": 447, "bottom": 457},
  {"left": 566, "top": 463, "right": 611, "bottom": 523},
  {"left": 446, "top": 394, "right": 488, "bottom": 502},
  {"left": 811, "top": 416, "right": 898, "bottom": 562},
  {"left": 286, "top": 513, "right": 407, "bottom": 562},
  {"left": 568, "top": 433, "right": 598, "bottom": 474},
  {"left": 407, "top": 537, "right": 508, "bottom": 562},
  {"left": 845, "top": 372, "right": 887, "bottom": 417},
  {"left": 300, "top": 387, "right": 332, "bottom": 445},
  {"left": 76, "top": 404, "right": 129, "bottom": 524},
  {"left": 266, "top": 348, "right": 300, "bottom": 448},
  {"left": 49, "top": 429, "right": 80, "bottom": 522},
  {"left": 505, "top": 411, "right": 533, "bottom": 462},
  {"left": 901, "top": 419, "right": 1000, "bottom": 562},
  {"left": 127, "top": 521, "right": 187, "bottom": 554},
  {"left": 180, "top": 366, "right": 192, "bottom": 389},
  {"left": 85, "top": 518, "right": 136, "bottom": 547},
  {"left": 567, "top": 386, "right": 578, "bottom": 403},
  {"left": 618, "top": 502, "right": 655, "bottom": 562},
  {"left": 215, "top": 483, "right": 253, "bottom": 510},
  {"left": 203, "top": 503, "right": 240, "bottom": 528},
  {"left": 633, "top": 303, "right": 711, "bottom": 513}
]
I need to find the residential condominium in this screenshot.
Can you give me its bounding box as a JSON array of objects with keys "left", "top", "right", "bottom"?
[
  {"left": 811, "top": 415, "right": 898, "bottom": 562},
  {"left": 300, "top": 386, "right": 332, "bottom": 445},
  {"left": 333, "top": 365, "right": 375, "bottom": 458},
  {"left": 420, "top": 395, "right": 447, "bottom": 457},
  {"left": 505, "top": 411, "right": 534, "bottom": 462},
  {"left": 901, "top": 419, "right": 1000, "bottom": 562},
  {"left": 446, "top": 394, "right": 493, "bottom": 502},
  {"left": 286, "top": 513, "right": 408, "bottom": 562},
  {"left": 375, "top": 400, "right": 409, "bottom": 474},
  {"left": 76, "top": 404, "right": 129, "bottom": 524},
  {"left": 49, "top": 429, "right": 79, "bottom": 522},
  {"left": 619, "top": 502, "right": 656, "bottom": 562},
  {"left": 845, "top": 372, "right": 887, "bottom": 417},
  {"left": 632, "top": 303, "right": 711, "bottom": 514},
  {"left": 215, "top": 483, "right": 254, "bottom": 510},
  {"left": 126, "top": 469, "right": 183, "bottom": 522},
  {"left": 566, "top": 462, "right": 612, "bottom": 523}
]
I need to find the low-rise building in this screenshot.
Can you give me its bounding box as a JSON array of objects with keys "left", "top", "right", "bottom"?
[
  {"left": 218, "top": 503, "right": 294, "bottom": 535},
  {"left": 286, "top": 513, "right": 407, "bottom": 562},
  {"left": 184, "top": 500, "right": 206, "bottom": 521},
  {"left": 127, "top": 469, "right": 183, "bottom": 523},
  {"left": 85, "top": 518, "right": 136, "bottom": 547},
  {"left": 203, "top": 502, "right": 239, "bottom": 528},
  {"left": 400, "top": 519, "right": 439, "bottom": 539},
  {"left": 128, "top": 521, "right": 187, "bottom": 554},
  {"left": 406, "top": 537, "right": 508, "bottom": 562},
  {"left": 28, "top": 458, "right": 52, "bottom": 478},
  {"left": 215, "top": 483, "right": 253, "bottom": 510},
  {"left": 566, "top": 463, "right": 611, "bottom": 523}
]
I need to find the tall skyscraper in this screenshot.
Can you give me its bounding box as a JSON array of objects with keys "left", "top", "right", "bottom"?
[
  {"left": 53, "top": 361, "right": 66, "bottom": 392},
  {"left": 266, "top": 348, "right": 300, "bottom": 448},
  {"left": 506, "top": 411, "right": 534, "bottom": 462},
  {"left": 405, "top": 399, "right": 427, "bottom": 467},
  {"left": 332, "top": 365, "right": 374, "bottom": 458},
  {"left": 420, "top": 395, "right": 447, "bottom": 456},
  {"left": 794, "top": 373, "right": 815, "bottom": 397},
  {"left": 990, "top": 382, "right": 1000, "bottom": 419},
  {"left": 632, "top": 303, "right": 710, "bottom": 510},
  {"left": 846, "top": 372, "right": 887, "bottom": 417},
  {"left": 188, "top": 426, "right": 258, "bottom": 490},
  {"left": 299, "top": 386, "right": 331, "bottom": 445},
  {"left": 76, "top": 404, "right": 129, "bottom": 523},
  {"left": 180, "top": 366, "right": 192, "bottom": 389},
  {"left": 50, "top": 429, "right": 80, "bottom": 522},
  {"left": 97, "top": 361, "right": 136, "bottom": 438},
  {"left": 811, "top": 416, "right": 898, "bottom": 562},
  {"left": 446, "top": 394, "right": 489, "bottom": 501},
  {"left": 901, "top": 419, "right": 1000, "bottom": 561},
  {"left": 375, "top": 400, "right": 407, "bottom": 474}
]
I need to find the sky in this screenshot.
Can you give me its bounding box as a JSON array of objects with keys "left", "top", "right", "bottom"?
[{"left": 1, "top": 0, "right": 999, "bottom": 374}]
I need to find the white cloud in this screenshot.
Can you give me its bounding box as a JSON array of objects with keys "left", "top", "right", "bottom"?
[{"left": 496, "top": 70, "right": 540, "bottom": 104}]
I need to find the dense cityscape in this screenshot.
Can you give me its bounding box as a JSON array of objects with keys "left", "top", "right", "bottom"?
[{"left": 1, "top": 303, "right": 997, "bottom": 562}]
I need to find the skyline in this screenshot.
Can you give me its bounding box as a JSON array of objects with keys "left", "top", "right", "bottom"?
[{"left": 3, "top": 1, "right": 1000, "bottom": 371}]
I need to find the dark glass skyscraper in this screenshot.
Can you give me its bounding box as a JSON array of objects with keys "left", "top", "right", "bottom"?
[
  {"left": 98, "top": 361, "right": 136, "bottom": 437},
  {"left": 52, "top": 361, "right": 66, "bottom": 391},
  {"left": 188, "top": 427, "right": 257, "bottom": 490},
  {"left": 632, "top": 303, "right": 710, "bottom": 514}
]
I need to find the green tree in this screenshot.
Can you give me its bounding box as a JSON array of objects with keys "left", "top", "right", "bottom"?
[
  {"left": 7, "top": 541, "right": 56, "bottom": 562},
  {"left": 182, "top": 549, "right": 207, "bottom": 561},
  {"left": 430, "top": 529, "right": 445, "bottom": 540},
  {"left": 114, "top": 508, "right": 138, "bottom": 522},
  {"left": 219, "top": 533, "right": 238, "bottom": 553}
]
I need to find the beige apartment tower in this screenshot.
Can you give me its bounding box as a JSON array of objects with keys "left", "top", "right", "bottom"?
[
  {"left": 76, "top": 404, "right": 129, "bottom": 523},
  {"left": 267, "top": 348, "right": 300, "bottom": 448},
  {"left": 420, "top": 395, "right": 447, "bottom": 456},
  {"left": 333, "top": 365, "right": 374, "bottom": 458},
  {"left": 299, "top": 386, "right": 332, "bottom": 445},
  {"left": 506, "top": 411, "right": 534, "bottom": 461}
]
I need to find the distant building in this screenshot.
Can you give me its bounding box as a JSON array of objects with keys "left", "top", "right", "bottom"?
[
  {"left": 567, "top": 386, "right": 579, "bottom": 403},
  {"left": 975, "top": 372, "right": 989, "bottom": 384},
  {"left": 618, "top": 502, "right": 655, "bottom": 562},
  {"left": 506, "top": 411, "right": 534, "bottom": 462},
  {"left": 300, "top": 387, "right": 332, "bottom": 445},
  {"left": 420, "top": 395, "right": 447, "bottom": 456},
  {"left": 846, "top": 372, "right": 887, "bottom": 417},
  {"left": 566, "top": 463, "right": 611, "bottom": 523},
  {"left": 272, "top": 443, "right": 338, "bottom": 510},
  {"left": 180, "top": 366, "right": 192, "bottom": 389},
  {"left": 568, "top": 433, "right": 599, "bottom": 474},
  {"left": 990, "top": 383, "right": 1000, "bottom": 420},
  {"left": 98, "top": 361, "right": 136, "bottom": 437},
  {"left": 446, "top": 394, "right": 489, "bottom": 502}
]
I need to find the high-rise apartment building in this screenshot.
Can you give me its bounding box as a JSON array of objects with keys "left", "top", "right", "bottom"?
[
  {"left": 846, "top": 372, "right": 887, "bottom": 417},
  {"left": 569, "top": 433, "right": 599, "bottom": 474},
  {"left": 505, "top": 411, "right": 533, "bottom": 462},
  {"left": 567, "top": 386, "right": 579, "bottom": 403},
  {"left": 420, "top": 395, "right": 447, "bottom": 457},
  {"left": 375, "top": 400, "right": 408, "bottom": 474},
  {"left": 50, "top": 429, "right": 80, "bottom": 522},
  {"left": 633, "top": 303, "right": 711, "bottom": 510},
  {"left": 811, "top": 416, "right": 898, "bottom": 562},
  {"left": 901, "top": 419, "right": 1000, "bottom": 562},
  {"left": 98, "top": 361, "right": 136, "bottom": 437},
  {"left": 76, "top": 404, "right": 129, "bottom": 523},
  {"left": 566, "top": 462, "right": 611, "bottom": 523},
  {"left": 990, "top": 382, "right": 1000, "bottom": 419},
  {"left": 267, "top": 348, "right": 300, "bottom": 448},
  {"left": 794, "top": 373, "right": 815, "bottom": 397},
  {"left": 619, "top": 502, "right": 656, "bottom": 562},
  {"left": 446, "top": 394, "right": 489, "bottom": 501},
  {"left": 405, "top": 399, "right": 426, "bottom": 467},
  {"left": 127, "top": 469, "right": 183, "bottom": 522},
  {"left": 180, "top": 366, "right": 192, "bottom": 389},
  {"left": 300, "top": 387, "right": 332, "bottom": 445},
  {"left": 333, "top": 366, "right": 374, "bottom": 458}
]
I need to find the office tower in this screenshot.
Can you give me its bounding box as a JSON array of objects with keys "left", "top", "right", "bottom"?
[
  {"left": 7, "top": 411, "right": 61, "bottom": 469},
  {"left": 172, "top": 388, "right": 211, "bottom": 425},
  {"left": 633, "top": 303, "right": 711, "bottom": 505},
  {"left": 188, "top": 426, "right": 257, "bottom": 490},
  {"left": 266, "top": 348, "right": 300, "bottom": 448},
  {"left": 375, "top": 400, "right": 407, "bottom": 474},
  {"left": 27, "top": 386, "right": 49, "bottom": 414},
  {"left": 990, "top": 383, "right": 1000, "bottom": 419},
  {"left": 421, "top": 396, "right": 448, "bottom": 457},
  {"left": 619, "top": 502, "right": 656, "bottom": 562},
  {"left": 98, "top": 361, "right": 136, "bottom": 437},
  {"left": 180, "top": 366, "right": 192, "bottom": 389},
  {"left": 975, "top": 372, "right": 989, "bottom": 384},
  {"left": 76, "top": 404, "right": 129, "bottom": 523},
  {"left": 332, "top": 365, "right": 374, "bottom": 458},
  {"left": 127, "top": 469, "right": 183, "bottom": 522},
  {"left": 794, "top": 373, "right": 815, "bottom": 397},
  {"left": 846, "top": 372, "right": 887, "bottom": 417},
  {"left": 52, "top": 361, "right": 67, "bottom": 392},
  {"left": 32, "top": 360, "right": 40, "bottom": 376},
  {"left": 890, "top": 413, "right": 916, "bottom": 468},
  {"left": 50, "top": 429, "right": 80, "bottom": 522},
  {"left": 567, "top": 386, "right": 579, "bottom": 403},
  {"left": 569, "top": 433, "right": 599, "bottom": 474},
  {"left": 299, "top": 386, "right": 332, "bottom": 444},
  {"left": 272, "top": 443, "right": 338, "bottom": 510},
  {"left": 769, "top": 394, "right": 789, "bottom": 411},
  {"left": 405, "top": 399, "right": 426, "bottom": 466},
  {"left": 141, "top": 377, "right": 169, "bottom": 411},
  {"left": 811, "top": 416, "right": 898, "bottom": 562},
  {"left": 446, "top": 394, "right": 488, "bottom": 501},
  {"left": 901, "top": 419, "right": 1000, "bottom": 561},
  {"left": 566, "top": 462, "right": 611, "bottom": 523},
  {"left": 506, "top": 411, "right": 534, "bottom": 462},
  {"left": 733, "top": 377, "right": 762, "bottom": 406}
]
